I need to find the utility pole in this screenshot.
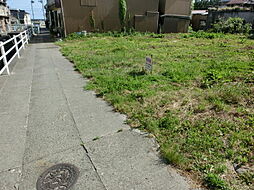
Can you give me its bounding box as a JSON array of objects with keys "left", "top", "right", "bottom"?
[
  {"left": 31, "top": 0, "right": 35, "bottom": 35},
  {"left": 60, "top": 0, "right": 67, "bottom": 37},
  {"left": 31, "top": 0, "right": 35, "bottom": 19},
  {"left": 39, "top": 0, "right": 46, "bottom": 20},
  {"left": 17, "top": 9, "right": 20, "bottom": 24}
]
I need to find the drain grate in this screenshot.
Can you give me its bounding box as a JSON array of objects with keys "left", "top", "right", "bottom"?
[{"left": 36, "top": 163, "right": 79, "bottom": 190}]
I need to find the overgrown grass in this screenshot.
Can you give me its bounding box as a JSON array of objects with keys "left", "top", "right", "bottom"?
[{"left": 58, "top": 32, "right": 254, "bottom": 190}]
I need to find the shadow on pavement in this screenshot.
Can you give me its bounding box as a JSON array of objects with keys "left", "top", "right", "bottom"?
[{"left": 30, "top": 29, "right": 56, "bottom": 44}]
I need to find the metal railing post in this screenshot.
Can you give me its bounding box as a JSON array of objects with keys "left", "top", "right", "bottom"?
[
  {"left": 28, "top": 29, "right": 31, "bottom": 39},
  {"left": 25, "top": 30, "right": 29, "bottom": 44},
  {"left": 22, "top": 32, "right": 25, "bottom": 49},
  {"left": 14, "top": 35, "right": 20, "bottom": 58},
  {"left": 0, "top": 42, "right": 10, "bottom": 75},
  {"left": 28, "top": 31, "right": 30, "bottom": 40}
]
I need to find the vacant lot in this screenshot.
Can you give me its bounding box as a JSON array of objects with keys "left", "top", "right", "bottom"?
[{"left": 58, "top": 32, "right": 254, "bottom": 190}]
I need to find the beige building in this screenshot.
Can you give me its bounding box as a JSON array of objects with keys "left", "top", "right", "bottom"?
[
  {"left": 46, "top": 0, "right": 191, "bottom": 36},
  {"left": 0, "top": 0, "right": 10, "bottom": 34},
  {"left": 159, "top": 0, "right": 192, "bottom": 33},
  {"left": 46, "top": 0, "right": 63, "bottom": 35}
]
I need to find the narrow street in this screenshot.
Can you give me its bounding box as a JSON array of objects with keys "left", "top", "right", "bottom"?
[{"left": 0, "top": 31, "right": 191, "bottom": 190}]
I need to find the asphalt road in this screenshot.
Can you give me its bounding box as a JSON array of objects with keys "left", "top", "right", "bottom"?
[{"left": 0, "top": 32, "right": 192, "bottom": 190}]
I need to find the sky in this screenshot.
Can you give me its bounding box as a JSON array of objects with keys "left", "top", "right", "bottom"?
[{"left": 7, "top": 0, "right": 46, "bottom": 19}]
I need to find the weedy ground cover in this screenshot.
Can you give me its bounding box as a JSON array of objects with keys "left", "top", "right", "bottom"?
[{"left": 58, "top": 32, "right": 254, "bottom": 190}]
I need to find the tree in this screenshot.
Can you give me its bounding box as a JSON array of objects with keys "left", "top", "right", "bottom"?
[{"left": 194, "top": 0, "right": 220, "bottom": 10}]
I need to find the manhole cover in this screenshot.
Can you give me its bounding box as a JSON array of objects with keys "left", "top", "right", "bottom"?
[{"left": 36, "top": 163, "right": 79, "bottom": 190}]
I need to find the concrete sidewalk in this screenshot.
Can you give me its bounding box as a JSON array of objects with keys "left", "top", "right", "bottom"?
[{"left": 0, "top": 32, "right": 192, "bottom": 190}]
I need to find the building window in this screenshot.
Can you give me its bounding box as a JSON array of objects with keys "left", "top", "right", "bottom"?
[{"left": 81, "top": 0, "right": 96, "bottom": 7}]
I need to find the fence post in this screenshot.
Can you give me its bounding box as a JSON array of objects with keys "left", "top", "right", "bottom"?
[
  {"left": 28, "top": 29, "right": 31, "bottom": 39},
  {"left": 21, "top": 32, "right": 25, "bottom": 50},
  {"left": 25, "top": 30, "right": 29, "bottom": 44},
  {"left": 0, "top": 42, "right": 10, "bottom": 75},
  {"left": 14, "top": 35, "right": 20, "bottom": 58}
]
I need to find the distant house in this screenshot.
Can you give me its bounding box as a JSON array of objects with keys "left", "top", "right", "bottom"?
[
  {"left": 9, "top": 15, "right": 19, "bottom": 25},
  {"left": 10, "top": 9, "right": 32, "bottom": 26},
  {"left": 0, "top": 0, "right": 10, "bottom": 34},
  {"left": 46, "top": 0, "right": 192, "bottom": 37},
  {"left": 46, "top": 0, "right": 62, "bottom": 35}
]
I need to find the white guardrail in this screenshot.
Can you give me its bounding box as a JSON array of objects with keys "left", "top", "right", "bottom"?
[{"left": 0, "top": 29, "right": 32, "bottom": 75}]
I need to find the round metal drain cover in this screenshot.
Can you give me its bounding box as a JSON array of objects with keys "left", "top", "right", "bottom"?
[{"left": 36, "top": 163, "right": 79, "bottom": 190}]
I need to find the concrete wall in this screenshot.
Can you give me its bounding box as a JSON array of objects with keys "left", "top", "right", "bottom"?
[
  {"left": 135, "top": 11, "right": 159, "bottom": 33},
  {"left": 207, "top": 10, "right": 254, "bottom": 28},
  {"left": 159, "top": 0, "right": 191, "bottom": 16},
  {"left": 161, "top": 15, "right": 190, "bottom": 33},
  {"left": 159, "top": 0, "right": 191, "bottom": 33},
  {"left": 62, "top": 0, "right": 159, "bottom": 34}
]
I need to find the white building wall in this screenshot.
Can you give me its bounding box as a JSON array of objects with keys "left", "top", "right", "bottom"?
[{"left": 24, "top": 14, "right": 32, "bottom": 26}]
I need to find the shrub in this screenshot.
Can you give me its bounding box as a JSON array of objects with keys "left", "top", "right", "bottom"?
[
  {"left": 194, "top": 0, "right": 220, "bottom": 10},
  {"left": 212, "top": 17, "right": 252, "bottom": 34}
]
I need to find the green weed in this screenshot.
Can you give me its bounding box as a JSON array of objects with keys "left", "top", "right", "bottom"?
[
  {"left": 239, "top": 172, "right": 254, "bottom": 185},
  {"left": 161, "top": 144, "right": 187, "bottom": 168},
  {"left": 204, "top": 173, "right": 229, "bottom": 190},
  {"left": 58, "top": 32, "right": 254, "bottom": 190}
]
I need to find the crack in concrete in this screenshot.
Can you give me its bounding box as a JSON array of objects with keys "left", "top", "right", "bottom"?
[
  {"left": 81, "top": 144, "right": 108, "bottom": 190},
  {"left": 51, "top": 52, "right": 108, "bottom": 190}
]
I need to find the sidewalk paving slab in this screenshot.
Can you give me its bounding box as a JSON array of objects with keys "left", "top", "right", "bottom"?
[
  {"left": 0, "top": 167, "right": 22, "bottom": 190},
  {"left": 0, "top": 46, "right": 34, "bottom": 173},
  {"left": 86, "top": 130, "right": 190, "bottom": 190},
  {"left": 20, "top": 146, "right": 105, "bottom": 190}
]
